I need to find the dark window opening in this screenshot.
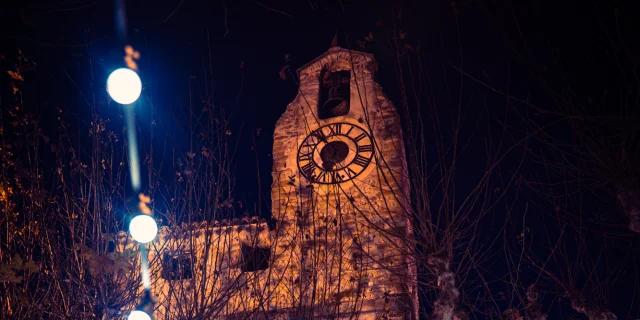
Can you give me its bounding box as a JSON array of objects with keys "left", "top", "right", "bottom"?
[
  {"left": 162, "top": 253, "right": 193, "bottom": 280},
  {"left": 241, "top": 244, "right": 270, "bottom": 272},
  {"left": 319, "top": 70, "right": 350, "bottom": 119}
]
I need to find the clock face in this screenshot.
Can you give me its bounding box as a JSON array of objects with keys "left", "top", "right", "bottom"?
[{"left": 297, "top": 122, "right": 374, "bottom": 184}]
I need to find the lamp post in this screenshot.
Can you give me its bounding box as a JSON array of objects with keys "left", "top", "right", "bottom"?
[
  {"left": 109, "top": 1, "right": 157, "bottom": 317},
  {"left": 107, "top": 59, "right": 157, "bottom": 319},
  {"left": 127, "top": 290, "right": 154, "bottom": 320}
]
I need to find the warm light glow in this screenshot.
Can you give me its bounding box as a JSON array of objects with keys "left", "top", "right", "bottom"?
[
  {"left": 128, "top": 310, "right": 151, "bottom": 320},
  {"left": 107, "top": 68, "right": 142, "bottom": 104},
  {"left": 129, "top": 214, "right": 158, "bottom": 244}
]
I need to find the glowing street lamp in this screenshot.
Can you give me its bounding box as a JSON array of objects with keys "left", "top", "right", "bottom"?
[
  {"left": 129, "top": 214, "right": 158, "bottom": 244},
  {"left": 128, "top": 310, "right": 152, "bottom": 320},
  {"left": 128, "top": 289, "right": 154, "bottom": 320},
  {"left": 107, "top": 68, "right": 142, "bottom": 105}
]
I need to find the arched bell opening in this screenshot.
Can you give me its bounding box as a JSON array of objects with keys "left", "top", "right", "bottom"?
[{"left": 318, "top": 69, "right": 351, "bottom": 119}]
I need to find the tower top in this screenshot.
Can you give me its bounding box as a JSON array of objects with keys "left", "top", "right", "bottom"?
[{"left": 296, "top": 47, "right": 374, "bottom": 78}]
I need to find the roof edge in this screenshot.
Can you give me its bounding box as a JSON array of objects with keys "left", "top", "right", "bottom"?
[{"left": 296, "top": 47, "right": 374, "bottom": 75}]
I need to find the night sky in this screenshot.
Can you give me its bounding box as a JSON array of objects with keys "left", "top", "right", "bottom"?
[
  {"left": 3, "top": 0, "right": 636, "bottom": 208},
  {"left": 1, "top": 0, "right": 639, "bottom": 318}
]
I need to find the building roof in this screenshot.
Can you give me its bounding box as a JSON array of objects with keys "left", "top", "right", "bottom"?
[
  {"left": 117, "top": 216, "right": 267, "bottom": 242},
  {"left": 296, "top": 46, "right": 374, "bottom": 75}
]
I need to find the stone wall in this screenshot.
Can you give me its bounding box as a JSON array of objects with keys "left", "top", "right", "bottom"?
[
  {"left": 269, "top": 47, "right": 416, "bottom": 319},
  {"left": 119, "top": 218, "right": 273, "bottom": 319}
]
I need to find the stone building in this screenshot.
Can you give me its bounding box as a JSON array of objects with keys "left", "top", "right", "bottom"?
[{"left": 125, "top": 46, "right": 416, "bottom": 319}]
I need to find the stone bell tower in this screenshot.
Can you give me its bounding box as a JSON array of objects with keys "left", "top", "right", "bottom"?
[{"left": 270, "top": 46, "right": 417, "bottom": 319}]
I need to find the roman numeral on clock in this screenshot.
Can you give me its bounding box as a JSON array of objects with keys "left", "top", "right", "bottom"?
[
  {"left": 311, "top": 129, "right": 326, "bottom": 141},
  {"left": 301, "top": 162, "right": 317, "bottom": 178},
  {"left": 316, "top": 170, "right": 327, "bottom": 183},
  {"left": 357, "top": 144, "right": 372, "bottom": 153},
  {"left": 298, "top": 151, "right": 313, "bottom": 162},
  {"left": 330, "top": 171, "right": 343, "bottom": 183},
  {"left": 329, "top": 123, "right": 342, "bottom": 135},
  {"left": 345, "top": 125, "right": 354, "bottom": 136},
  {"left": 315, "top": 171, "right": 344, "bottom": 183},
  {"left": 301, "top": 138, "right": 317, "bottom": 151},
  {"left": 354, "top": 133, "right": 367, "bottom": 142},
  {"left": 345, "top": 167, "right": 358, "bottom": 178},
  {"left": 353, "top": 155, "right": 369, "bottom": 167}
]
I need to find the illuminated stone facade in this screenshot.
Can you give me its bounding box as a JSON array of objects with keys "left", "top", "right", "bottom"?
[
  {"left": 126, "top": 48, "right": 416, "bottom": 319},
  {"left": 269, "top": 47, "right": 416, "bottom": 319}
]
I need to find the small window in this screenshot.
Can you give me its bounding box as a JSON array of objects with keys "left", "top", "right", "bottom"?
[
  {"left": 162, "top": 253, "right": 193, "bottom": 280},
  {"left": 240, "top": 244, "right": 270, "bottom": 272},
  {"left": 319, "top": 70, "right": 350, "bottom": 119}
]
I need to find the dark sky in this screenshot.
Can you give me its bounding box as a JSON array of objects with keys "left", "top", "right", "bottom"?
[
  {"left": 1, "top": 0, "right": 639, "bottom": 318},
  {"left": 3, "top": 0, "right": 636, "bottom": 207},
  {"left": 1, "top": 0, "right": 393, "bottom": 207}
]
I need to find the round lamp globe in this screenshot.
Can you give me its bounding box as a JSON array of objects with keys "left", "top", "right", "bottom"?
[
  {"left": 127, "top": 310, "right": 151, "bottom": 320},
  {"left": 107, "top": 68, "right": 142, "bottom": 105},
  {"left": 129, "top": 214, "right": 158, "bottom": 244}
]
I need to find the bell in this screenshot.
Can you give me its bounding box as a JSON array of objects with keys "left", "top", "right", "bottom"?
[
  {"left": 320, "top": 69, "right": 351, "bottom": 118},
  {"left": 323, "top": 98, "right": 349, "bottom": 117}
]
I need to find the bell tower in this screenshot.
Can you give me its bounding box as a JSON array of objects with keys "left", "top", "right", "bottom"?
[{"left": 270, "top": 46, "right": 417, "bottom": 319}]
